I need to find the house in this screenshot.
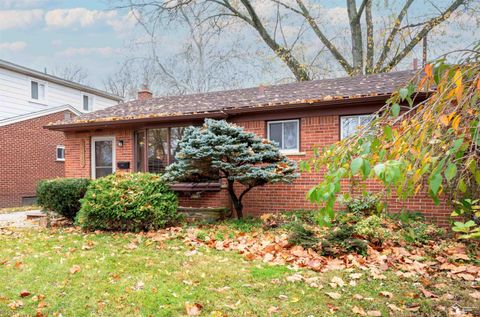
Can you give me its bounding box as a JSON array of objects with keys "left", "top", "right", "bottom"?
[
  {"left": 0, "top": 59, "right": 122, "bottom": 207},
  {"left": 46, "top": 71, "right": 452, "bottom": 225}
]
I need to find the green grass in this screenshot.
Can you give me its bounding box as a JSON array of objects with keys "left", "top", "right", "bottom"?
[{"left": 0, "top": 228, "right": 477, "bottom": 316}]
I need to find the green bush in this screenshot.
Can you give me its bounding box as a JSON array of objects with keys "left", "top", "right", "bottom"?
[
  {"left": 344, "top": 193, "right": 382, "bottom": 216},
  {"left": 76, "top": 173, "right": 179, "bottom": 232},
  {"left": 287, "top": 223, "right": 320, "bottom": 250},
  {"left": 320, "top": 225, "right": 368, "bottom": 256},
  {"left": 354, "top": 215, "right": 390, "bottom": 243},
  {"left": 36, "top": 178, "right": 90, "bottom": 220}
]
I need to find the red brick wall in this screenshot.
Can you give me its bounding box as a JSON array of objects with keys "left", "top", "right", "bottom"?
[
  {"left": 62, "top": 113, "right": 453, "bottom": 225},
  {"left": 0, "top": 112, "right": 69, "bottom": 208}
]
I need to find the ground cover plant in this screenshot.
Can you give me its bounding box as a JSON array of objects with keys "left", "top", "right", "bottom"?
[{"left": 1, "top": 219, "right": 479, "bottom": 317}]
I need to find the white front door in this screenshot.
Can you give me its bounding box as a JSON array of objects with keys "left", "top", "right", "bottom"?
[{"left": 91, "top": 136, "right": 116, "bottom": 178}]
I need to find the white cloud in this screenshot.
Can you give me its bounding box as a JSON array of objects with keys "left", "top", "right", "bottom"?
[
  {"left": 45, "top": 8, "right": 137, "bottom": 34},
  {"left": 0, "top": 41, "right": 27, "bottom": 52},
  {"left": 0, "top": 9, "right": 44, "bottom": 30},
  {"left": 57, "top": 47, "right": 124, "bottom": 57}
]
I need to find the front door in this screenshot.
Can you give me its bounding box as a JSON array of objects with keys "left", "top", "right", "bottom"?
[{"left": 91, "top": 136, "right": 115, "bottom": 178}]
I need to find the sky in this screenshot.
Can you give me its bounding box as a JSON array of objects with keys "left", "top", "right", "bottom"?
[
  {"left": 0, "top": 0, "right": 478, "bottom": 93},
  {"left": 0, "top": 0, "right": 137, "bottom": 89}
]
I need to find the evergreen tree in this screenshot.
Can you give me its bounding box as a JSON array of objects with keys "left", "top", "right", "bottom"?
[{"left": 163, "top": 119, "right": 299, "bottom": 218}]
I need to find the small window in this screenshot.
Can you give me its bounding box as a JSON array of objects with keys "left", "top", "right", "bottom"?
[
  {"left": 83, "top": 95, "right": 91, "bottom": 111},
  {"left": 56, "top": 145, "right": 65, "bottom": 161},
  {"left": 31, "top": 80, "right": 46, "bottom": 101},
  {"left": 340, "top": 114, "right": 374, "bottom": 139},
  {"left": 267, "top": 119, "right": 299, "bottom": 153}
]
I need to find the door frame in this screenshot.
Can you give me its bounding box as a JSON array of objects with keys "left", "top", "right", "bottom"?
[{"left": 91, "top": 136, "right": 116, "bottom": 179}]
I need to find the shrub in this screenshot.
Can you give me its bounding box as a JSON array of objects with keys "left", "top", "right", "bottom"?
[
  {"left": 398, "top": 221, "right": 445, "bottom": 244},
  {"left": 287, "top": 223, "right": 320, "bottom": 250},
  {"left": 320, "top": 225, "right": 368, "bottom": 256},
  {"left": 354, "top": 215, "right": 390, "bottom": 243},
  {"left": 76, "top": 173, "right": 179, "bottom": 232},
  {"left": 344, "top": 193, "right": 382, "bottom": 216},
  {"left": 36, "top": 178, "right": 90, "bottom": 220}
]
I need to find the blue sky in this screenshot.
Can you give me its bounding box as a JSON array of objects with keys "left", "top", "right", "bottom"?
[
  {"left": 0, "top": 0, "right": 478, "bottom": 93},
  {"left": 0, "top": 0, "right": 137, "bottom": 88}
]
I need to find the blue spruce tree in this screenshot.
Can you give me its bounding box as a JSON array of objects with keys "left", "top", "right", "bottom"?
[{"left": 163, "top": 119, "right": 299, "bottom": 218}]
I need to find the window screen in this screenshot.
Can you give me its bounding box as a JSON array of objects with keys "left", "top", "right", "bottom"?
[{"left": 267, "top": 120, "right": 299, "bottom": 152}]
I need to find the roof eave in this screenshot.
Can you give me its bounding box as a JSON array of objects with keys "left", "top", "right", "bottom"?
[{"left": 45, "top": 93, "right": 430, "bottom": 132}]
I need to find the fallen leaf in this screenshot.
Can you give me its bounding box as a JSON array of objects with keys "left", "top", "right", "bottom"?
[
  {"left": 419, "top": 288, "right": 438, "bottom": 298},
  {"left": 325, "top": 292, "right": 341, "bottom": 300},
  {"left": 133, "top": 281, "right": 144, "bottom": 291},
  {"left": 469, "top": 291, "right": 480, "bottom": 299},
  {"left": 268, "top": 306, "right": 280, "bottom": 314},
  {"left": 387, "top": 303, "right": 402, "bottom": 312},
  {"left": 457, "top": 273, "right": 475, "bottom": 281},
  {"left": 367, "top": 310, "right": 381, "bottom": 317},
  {"left": 353, "top": 294, "right": 364, "bottom": 300},
  {"left": 8, "top": 300, "right": 24, "bottom": 310},
  {"left": 349, "top": 273, "right": 363, "bottom": 280},
  {"left": 352, "top": 306, "right": 366, "bottom": 315},
  {"left": 19, "top": 290, "right": 31, "bottom": 297},
  {"left": 69, "top": 265, "right": 81, "bottom": 274},
  {"left": 185, "top": 302, "right": 203, "bottom": 316},
  {"left": 379, "top": 291, "right": 393, "bottom": 298},
  {"left": 286, "top": 274, "right": 303, "bottom": 283},
  {"left": 331, "top": 276, "right": 345, "bottom": 288}
]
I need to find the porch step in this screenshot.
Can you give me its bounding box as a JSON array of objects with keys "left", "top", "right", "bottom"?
[{"left": 178, "top": 206, "right": 230, "bottom": 223}]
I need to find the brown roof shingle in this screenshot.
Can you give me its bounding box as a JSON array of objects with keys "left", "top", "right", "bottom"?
[{"left": 49, "top": 70, "right": 417, "bottom": 128}]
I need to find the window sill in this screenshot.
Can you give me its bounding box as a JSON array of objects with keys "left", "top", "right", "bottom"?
[
  {"left": 170, "top": 182, "right": 222, "bottom": 192},
  {"left": 56, "top": 159, "right": 65, "bottom": 162},
  {"left": 283, "top": 152, "right": 306, "bottom": 156}
]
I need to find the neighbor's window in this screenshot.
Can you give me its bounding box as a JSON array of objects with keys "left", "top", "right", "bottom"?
[
  {"left": 31, "top": 80, "right": 46, "bottom": 101},
  {"left": 83, "top": 95, "right": 91, "bottom": 111},
  {"left": 56, "top": 145, "right": 65, "bottom": 161},
  {"left": 135, "top": 126, "right": 187, "bottom": 173},
  {"left": 267, "top": 119, "right": 299, "bottom": 153},
  {"left": 340, "top": 114, "right": 374, "bottom": 139}
]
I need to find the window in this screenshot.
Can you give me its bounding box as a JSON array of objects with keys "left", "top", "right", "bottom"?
[
  {"left": 135, "top": 127, "right": 187, "bottom": 173},
  {"left": 31, "top": 80, "right": 46, "bottom": 101},
  {"left": 267, "top": 120, "right": 299, "bottom": 153},
  {"left": 340, "top": 114, "right": 374, "bottom": 139},
  {"left": 83, "top": 95, "right": 92, "bottom": 111},
  {"left": 56, "top": 145, "right": 65, "bottom": 161}
]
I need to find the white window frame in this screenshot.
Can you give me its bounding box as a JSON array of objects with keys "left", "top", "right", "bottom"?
[
  {"left": 29, "top": 78, "right": 48, "bottom": 104},
  {"left": 82, "top": 93, "right": 94, "bottom": 112},
  {"left": 267, "top": 119, "right": 300, "bottom": 154},
  {"left": 340, "top": 114, "right": 375, "bottom": 140},
  {"left": 91, "top": 136, "right": 116, "bottom": 179},
  {"left": 56, "top": 145, "right": 65, "bottom": 161}
]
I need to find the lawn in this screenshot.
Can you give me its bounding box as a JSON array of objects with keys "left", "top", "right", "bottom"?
[{"left": 0, "top": 226, "right": 478, "bottom": 317}]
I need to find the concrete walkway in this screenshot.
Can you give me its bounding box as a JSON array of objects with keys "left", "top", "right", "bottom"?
[{"left": 0, "top": 210, "right": 44, "bottom": 228}]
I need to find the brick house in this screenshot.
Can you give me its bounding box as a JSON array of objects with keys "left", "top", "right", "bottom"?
[
  {"left": 46, "top": 71, "right": 452, "bottom": 225},
  {"left": 0, "top": 59, "right": 122, "bottom": 207}
]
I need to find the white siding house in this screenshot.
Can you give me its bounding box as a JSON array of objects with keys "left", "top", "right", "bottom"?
[{"left": 0, "top": 59, "right": 122, "bottom": 124}]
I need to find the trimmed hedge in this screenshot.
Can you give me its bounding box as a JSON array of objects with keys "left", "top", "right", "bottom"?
[
  {"left": 36, "top": 178, "right": 90, "bottom": 220},
  {"left": 76, "top": 173, "right": 179, "bottom": 232}
]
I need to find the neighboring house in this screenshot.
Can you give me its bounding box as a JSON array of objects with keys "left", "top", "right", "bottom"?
[
  {"left": 0, "top": 59, "right": 122, "bottom": 207},
  {"left": 46, "top": 71, "right": 452, "bottom": 225}
]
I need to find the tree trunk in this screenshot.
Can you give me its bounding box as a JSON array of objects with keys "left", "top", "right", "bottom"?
[
  {"left": 346, "top": 0, "right": 363, "bottom": 75},
  {"left": 227, "top": 180, "right": 243, "bottom": 219}
]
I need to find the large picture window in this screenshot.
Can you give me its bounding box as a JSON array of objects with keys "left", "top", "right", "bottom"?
[
  {"left": 135, "top": 127, "right": 187, "bottom": 173},
  {"left": 267, "top": 119, "right": 299, "bottom": 153},
  {"left": 340, "top": 114, "right": 374, "bottom": 139}
]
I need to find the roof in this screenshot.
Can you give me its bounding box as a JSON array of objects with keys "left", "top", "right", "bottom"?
[
  {"left": 47, "top": 70, "right": 418, "bottom": 130},
  {"left": 0, "top": 105, "right": 82, "bottom": 127},
  {"left": 0, "top": 59, "right": 123, "bottom": 102}
]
